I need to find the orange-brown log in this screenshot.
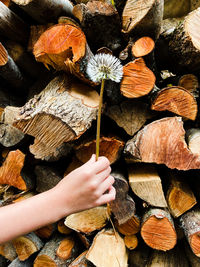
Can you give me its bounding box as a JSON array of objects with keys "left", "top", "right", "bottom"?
[
  {"left": 178, "top": 74, "right": 199, "bottom": 97},
  {"left": 69, "top": 250, "right": 88, "bottom": 267},
  {"left": 116, "top": 215, "right": 140, "bottom": 236},
  {"left": 75, "top": 137, "right": 124, "bottom": 164},
  {"left": 58, "top": 219, "right": 73, "bottom": 235},
  {"left": 141, "top": 208, "right": 177, "bottom": 251},
  {"left": 56, "top": 236, "right": 76, "bottom": 260},
  {"left": 33, "top": 23, "right": 94, "bottom": 85},
  {"left": 0, "top": 0, "right": 10, "bottom": 6},
  {"left": 120, "top": 58, "right": 156, "bottom": 98},
  {"left": 151, "top": 86, "right": 197, "bottom": 120},
  {"left": 180, "top": 210, "right": 200, "bottom": 257},
  {"left": 0, "top": 150, "right": 30, "bottom": 190},
  {"left": 35, "top": 224, "right": 56, "bottom": 239},
  {"left": 166, "top": 171, "right": 197, "bottom": 218},
  {"left": 124, "top": 235, "right": 138, "bottom": 250},
  {"left": 132, "top": 37, "right": 155, "bottom": 57},
  {"left": 0, "top": 242, "right": 17, "bottom": 261},
  {"left": 124, "top": 117, "right": 200, "bottom": 170}
]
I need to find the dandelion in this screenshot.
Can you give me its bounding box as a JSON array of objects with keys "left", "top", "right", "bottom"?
[{"left": 87, "top": 53, "right": 123, "bottom": 160}]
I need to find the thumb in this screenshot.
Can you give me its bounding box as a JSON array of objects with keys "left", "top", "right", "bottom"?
[{"left": 88, "top": 154, "right": 96, "bottom": 163}]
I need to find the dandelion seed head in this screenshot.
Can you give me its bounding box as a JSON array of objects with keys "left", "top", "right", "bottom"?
[{"left": 86, "top": 53, "right": 123, "bottom": 83}]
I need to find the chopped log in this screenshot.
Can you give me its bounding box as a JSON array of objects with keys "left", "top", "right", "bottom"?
[
  {"left": 124, "top": 234, "right": 138, "bottom": 250},
  {"left": 34, "top": 165, "right": 62, "bottom": 193},
  {"left": 116, "top": 215, "right": 140, "bottom": 235},
  {"left": 168, "top": 8, "right": 200, "bottom": 73},
  {"left": 56, "top": 235, "right": 78, "bottom": 261},
  {"left": 128, "top": 243, "right": 150, "bottom": 267},
  {"left": 0, "top": 106, "right": 24, "bottom": 147},
  {"left": 184, "top": 240, "right": 200, "bottom": 267},
  {"left": 109, "top": 171, "right": 136, "bottom": 225},
  {"left": 0, "top": 150, "right": 33, "bottom": 190},
  {"left": 73, "top": 1, "right": 122, "bottom": 51},
  {"left": 35, "top": 224, "right": 56, "bottom": 239},
  {"left": 105, "top": 100, "right": 153, "bottom": 136},
  {"left": 178, "top": 74, "right": 199, "bottom": 98},
  {"left": 13, "top": 75, "right": 99, "bottom": 159},
  {"left": 0, "top": 2, "right": 29, "bottom": 45},
  {"left": 151, "top": 86, "right": 198, "bottom": 120},
  {"left": 86, "top": 229, "right": 128, "bottom": 267},
  {"left": 58, "top": 219, "right": 73, "bottom": 235},
  {"left": 124, "top": 117, "right": 200, "bottom": 170},
  {"left": 64, "top": 206, "right": 108, "bottom": 234},
  {"left": 128, "top": 163, "right": 167, "bottom": 208},
  {"left": 33, "top": 23, "right": 94, "bottom": 85},
  {"left": 75, "top": 137, "right": 124, "bottom": 164},
  {"left": 8, "top": 254, "right": 36, "bottom": 267},
  {"left": 180, "top": 209, "right": 200, "bottom": 257},
  {"left": 12, "top": 0, "right": 73, "bottom": 24},
  {"left": 0, "top": 42, "right": 28, "bottom": 91},
  {"left": 166, "top": 171, "right": 197, "bottom": 218},
  {"left": 122, "top": 0, "right": 164, "bottom": 39},
  {"left": 34, "top": 234, "right": 78, "bottom": 266},
  {"left": 132, "top": 37, "right": 155, "bottom": 58},
  {"left": 120, "top": 58, "right": 156, "bottom": 98},
  {"left": 141, "top": 208, "right": 177, "bottom": 251},
  {"left": 0, "top": 242, "right": 17, "bottom": 261},
  {"left": 146, "top": 246, "right": 189, "bottom": 267},
  {"left": 164, "top": 0, "right": 190, "bottom": 19},
  {"left": 4, "top": 40, "right": 43, "bottom": 79},
  {"left": 186, "top": 128, "right": 200, "bottom": 155},
  {"left": 69, "top": 250, "right": 89, "bottom": 267},
  {"left": 12, "top": 233, "right": 43, "bottom": 261}
]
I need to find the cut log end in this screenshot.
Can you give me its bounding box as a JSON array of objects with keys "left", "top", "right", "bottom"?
[
  {"left": 34, "top": 255, "right": 57, "bottom": 267},
  {"left": 0, "top": 43, "right": 8, "bottom": 66},
  {"left": 132, "top": 37, "right": 155, "bottom": 57},
  {"left": 124, "top": 235, "right": 138, "bottom": 250},
  {"left": 190, "top": 233, "right": 200, "bottom": 257},
  {"left": 116, "top": 215, "right": 140, "bottom": 235},
  {"left": 185, "top": 9, "right": 200, "bottom": 51}
]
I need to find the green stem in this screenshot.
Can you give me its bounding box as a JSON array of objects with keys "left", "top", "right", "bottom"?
[{"left": 96, "top": 78, "right": 105, "bottom": 161}]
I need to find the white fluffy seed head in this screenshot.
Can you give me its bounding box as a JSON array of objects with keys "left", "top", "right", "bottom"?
[{"left": 86, "top": 53, "right": 123, "bottom": 83}]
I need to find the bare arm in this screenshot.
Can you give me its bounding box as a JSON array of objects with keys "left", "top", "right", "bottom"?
[{"left": 0, "top": 155, "right": 115, "bottom": 243}]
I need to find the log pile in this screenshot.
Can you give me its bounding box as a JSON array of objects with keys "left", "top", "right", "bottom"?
[{"left": 1, "top": 0, "right": 200, "bottom": 266}]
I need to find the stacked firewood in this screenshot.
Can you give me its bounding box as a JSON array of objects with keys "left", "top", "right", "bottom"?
[{"left": 1, "top": 0, "right": 200, "bottom": 266}]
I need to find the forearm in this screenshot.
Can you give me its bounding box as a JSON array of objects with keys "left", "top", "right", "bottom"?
[{"left": 0, "top": 189, "right": 68, "bottom": 244}]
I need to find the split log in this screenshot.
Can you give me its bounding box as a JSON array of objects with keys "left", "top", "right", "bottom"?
[
  {"left": 146, "top": 246, "right": 189, "bottom": 267},
  {"left": 151, "top": 86, "right": 198, "bottom": 121},
  {"left": 0, "top": 106, "right": 24, "bottom": 147},
  {"left": 69, "top": 250, "right": 90, "bottom": 267},
  {"left": 35, "top": 224, "right": 56, "bottom": 239},
  {"left": 0, "top": 2, "right": 29, "bottom": 45},
  {"left": 11, "top": 0, "right": 73, "bottom": 24},
  {"left": 34, "top": 165, "right": 62, "bottom": 193},
  {"left": 58, "top": 219, "right": 73, "bottom": 235},
  {"left": 34, "top": 234, "right": 79, "bottom": 266},
  {"left": 128, "top": 163, "right": 167, "bottom": 208},
  {"left": 168, "top": 8, "right": 200, "bottom": 73},
  {"left": 120, "top": 58, "right": 156, "bottom": 98},
  {"left": 64, "top": 206, "right": 108, "bottom": 234},
  {"left": 4, "top": 40, "right": 43, "bottom": 79},
  {"left": 124, "top": 234, "right": 138, "bottom": 250},
  {"left": 180, "top": 210, "right": 200, "bottom": 257},
  {"left": 116, "top": 215, "right": 140, "bottom": 236},
  {"left": 166, "top": 171, "right": 197, "bottom": 218},
  {"left": 109, "top": 171, "right": 136, "bottom": 225},
  {"left": 122, "top": 0, "right": 164, "bottom": 39},
  {"left": 33, "top": 23, "right": 94, "bottom": 85},
  {"left": 0, "top": 242, "right": 17, "bottom": 261},
  {"left": 86, "top": 229, "right": 128, "bottom": 267},
  {"left": 131, "top": 37, "right": 155, "bottom": 58},
  {"left": 73, "top": 1, "right": 122, "bottom": 51},
  {"left": 0, "top": 42, "right": 28, "bottom": 91},
  {"left": 186, "top": 128, "right": 200, "bottom": 155},
  {"left": 12, "top": 233, "right": 43, "bottom": 261},
  {"left": 141, "top": 208, "right": 177, "bottom": 251},
  {"left": 0, "top": 150, "right": 33, "bottom": 190},
  {"left": 75, "top": 137, "right": 124, "bottom": 164},
  {"left": 124, "top": 117, "right": 200, "bottom": 170},
  {"left": 13, "top": 75, "right": 99, "bottom": 159},
  {"left": 105, "top": 100, "right": 153, "bottom": 136},
  {"left": 178, "top": 74, "right": 199, "bottom": 98},
  {"left": 8, "top": 254, "right": 36, "bottom": 267}
]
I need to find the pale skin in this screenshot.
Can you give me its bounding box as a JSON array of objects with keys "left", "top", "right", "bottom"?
[{"left": 0, "top": 155, "right": 116, "bottom": 244}]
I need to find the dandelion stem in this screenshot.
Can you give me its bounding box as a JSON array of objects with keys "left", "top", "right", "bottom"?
[{"left": 96, "top": 78, "right": 105, "bottom": 161}]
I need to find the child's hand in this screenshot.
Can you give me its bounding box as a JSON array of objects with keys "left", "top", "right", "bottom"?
[{"left": 52, "top": 155, "right": 116, "bottom": 217}]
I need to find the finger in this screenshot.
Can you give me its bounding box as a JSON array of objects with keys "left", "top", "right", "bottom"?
[
  {"left": 87, "top": 154, "right": 96, "bottom": 164},
  {"left": 95, "top": 167, "right": 112, "bottom": 183},
  {"left": 92, "top": 157, "right": 110, "bottom": 173},
  {"left": 95, "top": 175, "right": 115, "bottom": 196},
  {"left": 95, "top": 186, "right": 116, "bottom": 206}
]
